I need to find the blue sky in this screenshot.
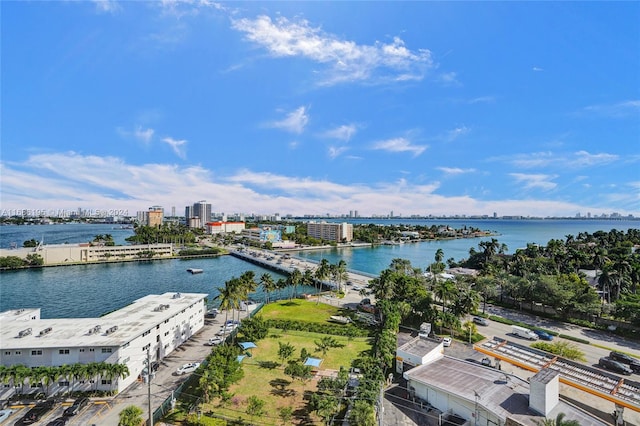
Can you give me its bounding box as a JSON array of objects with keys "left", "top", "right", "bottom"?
[{"left": 2, "top": 1, "right": 639, "bottom": 218}]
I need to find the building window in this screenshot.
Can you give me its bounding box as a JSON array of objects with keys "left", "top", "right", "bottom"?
[
  {"left": 89, "top": 348, "right": 95, "bottom": 352},
  {"left": 142, "top": 330, "right": 151, "bottom": 337},
  {"left": 59, "top": 381, "right": 69, "bottom": 387},
  {"left": 15, "top": 351, "right": 21, "bottom": 355},
  {"left": 31, "top": 350, "right": 43, "bottom": 356},
  {"left": 31, "top": 383, "right": 40, "bottom": 388},
  {"left": 59, "top": 349, "right": 70, "bottom": 354},
  {"left": 164, "top": 331, "right": 169, "bottom": 336},
  {"left": 101, "top": 348, "right": 112, "bottom": 353},
  {"left": 101, "top": 379, "right": 112, "bottom": 385},
  {"left": 4, "top": 351, "right": 10, "bottom": 356},
  {"left": 80, "top": 349, "right": 85, "bottom": 352}
]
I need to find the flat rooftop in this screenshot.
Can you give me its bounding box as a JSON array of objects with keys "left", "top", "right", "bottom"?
[
  {"left": 0, "top": 292, "right": 207, "bottom": 350},
  {"left": 404, "top": 356, "right": 608, "bottom": 426}
]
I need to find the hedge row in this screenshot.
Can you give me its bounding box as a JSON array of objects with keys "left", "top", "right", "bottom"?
[{"left": 265, "top": 319, "right": 370, "bottom": 337}]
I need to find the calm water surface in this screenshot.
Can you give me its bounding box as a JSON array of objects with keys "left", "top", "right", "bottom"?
[{"left": 1, "top": 220, "right": 637, "bottom": 318}]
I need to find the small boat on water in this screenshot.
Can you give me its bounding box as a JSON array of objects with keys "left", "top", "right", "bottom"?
[{"left": 187, "top": 268, "right": 203, "bottom": 274}]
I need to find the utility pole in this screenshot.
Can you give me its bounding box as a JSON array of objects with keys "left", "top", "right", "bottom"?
[{"left": 147, "top": 348, "right": 153, "bottom": 426}]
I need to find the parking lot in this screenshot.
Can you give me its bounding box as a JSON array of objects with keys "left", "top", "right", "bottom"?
[{"left": 2, "top": 307, "right": 255, "bottom": 426}]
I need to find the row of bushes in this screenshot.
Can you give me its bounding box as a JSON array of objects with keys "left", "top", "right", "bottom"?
[{"left": 264, "top": 319, "right": 370, "bottom": 337}]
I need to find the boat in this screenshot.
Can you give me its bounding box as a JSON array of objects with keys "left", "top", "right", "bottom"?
[
  {"left": 186, "top": 268, "right": 203, "bottom": 274},
  {"left": 328, "top": 315, "right": 352, "bottom": 325}
]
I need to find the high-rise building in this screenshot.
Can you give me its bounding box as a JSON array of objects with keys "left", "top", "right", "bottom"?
[
  {"left": 147, "top": 206, "right": 164, "bottom": 227},
  {"left": 185, "top": 201, "right": 212, "bottom": 228}
]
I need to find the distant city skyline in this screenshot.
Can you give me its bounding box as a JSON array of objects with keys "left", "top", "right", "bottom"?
[{"left": 1, "top": 2, "right": 638, "bottom": 217}]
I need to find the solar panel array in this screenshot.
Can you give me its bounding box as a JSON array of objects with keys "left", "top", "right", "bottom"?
[{"left": 476, "top": 337, "right": 640, "bottom": 412}]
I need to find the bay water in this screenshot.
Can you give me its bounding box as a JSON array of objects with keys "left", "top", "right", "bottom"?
[{"left": 0, "top": 220, "right": 637, "bottom": 318}]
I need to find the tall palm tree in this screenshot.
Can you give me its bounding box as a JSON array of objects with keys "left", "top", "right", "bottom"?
[
  {"left": 331, "top": 260, "right": 348, "bottom": 294},
  {"left": 69, "top": 363, "right": 87, "bottom": 393},
  {"left": 287, "top": 268, "right": 303, "bottom": 300},
  {"left": 214, "top": 279, "right": 240, "bottom": 341},
  {"left": 259, "top": 273, "right": 276, "bottom": 304},
  {"left": 57, "top": 364, "right": 73, "bottom": 395},
  {"left": 315, "top": 259, "right": 331, "bottom": 304},
  {"left": 434, "top": 278, "right": 456, "bottom": 313}
]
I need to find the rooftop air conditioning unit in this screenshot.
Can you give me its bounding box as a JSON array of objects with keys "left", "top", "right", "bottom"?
[
  {"left": 39, "top": 327, "right": 53, "bottom": 336},
  {"left": 18, "top": 328, "right": 32, "bottom": 338}
]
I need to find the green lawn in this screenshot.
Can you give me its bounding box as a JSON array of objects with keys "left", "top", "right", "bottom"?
[
  {"left": 259, "top": 299, "right": 345, "bottom": 323},
  {"left": 178, "top": 300, "right": 371, "bottom": 425},
  {"left": 201, "top": 328, "right": 372, "bottom": 425}
]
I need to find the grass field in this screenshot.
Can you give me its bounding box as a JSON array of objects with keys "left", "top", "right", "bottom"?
[
  {"left": 199, "top": 300, "right": 373, "bottom": 425},
  {"left": 259, "top": 299, "right": 346, "bottom": 323}
]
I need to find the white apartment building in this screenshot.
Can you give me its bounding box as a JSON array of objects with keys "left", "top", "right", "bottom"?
[
  {"left": 206, "top": 221, "right": 245, "bottom": 235},
  {"left": 306, "top": 221, "right": 353, "bottom": 242},
  {"left": 0, "top": 292, "right": 207, "bottom": 397}
]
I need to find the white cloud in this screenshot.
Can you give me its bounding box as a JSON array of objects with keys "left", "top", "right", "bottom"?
[
  {"left": 437, "top": 71, "right": 460, "bottom": 86},
  {"left": 328, "top": 146, "right": 348, "bottom": 159},
  {"left": 232, "top": 15, "right": 433, "bottom": 85},
  {"left": 532, "top": 66, "right": 544, "bottom": 72},
  {"left": 92, "top": 0, "right": 121, "bottom": 13},
  {"left": 498, "top": 151, "right": 620, "bottom": 169},
  {"left": 572, "top": 150, "right": 618, "bottom": 167},
  {"left": 446, "top": 126, "right": 469, "bottom": 142},
  {"left": 581, "top": 100, "right": 640, "bottom": 118},
  {"left": 372, "top": 137, "right": 427, "bottom": 157},
  {"left": 323, "top": 124, "right": 357, "bottom": 142},
  {"left": 162, "top": 137, "right": 187, "bottom": 159},
  {"left": 134, "top": 126, "right": 155, "bottom": 143},
  {"left": 437, "top": 167, "right": 476, "bottom": 176},
  {"left": 467, "top": 96, "right": 495, "bottom": 104},
  {"left": 269, "top": 106, "right": 309, "bottom": 134},
  {"left": 0, "top": 153, "right": 635, "bottom": 218},
  {"left": 510, "top": 173, "right": 557, "bottom": 191}
]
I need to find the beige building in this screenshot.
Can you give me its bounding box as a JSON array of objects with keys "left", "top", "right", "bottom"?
[
  {"left": 0, "top": 243, "right": 174, "bottom": 265},
  {"left": 147, "top": 206, "right": 164, "bottom": 227},
  {"left": 306, "top": 221, "right": 353, "bottom": 242}
]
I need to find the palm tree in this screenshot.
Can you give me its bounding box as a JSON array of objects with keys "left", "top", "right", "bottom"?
[
  {"left": 104, "top": 363, "right": 130, "bottom": 390},
  {"left": 535, "top": 412, "right": 580, "bottom": 426},
  {"left": 434, "top": 278, "right": 456, "bottom": 313},
  {"left": 69, "top": 363, "right": 87, "bottom": 393},
  {"left": 118, "top": 405, "right": 144, "bottom": 426},
  {"left": 214, "top": 279, "right": 241, "bottom": 340},
  {"left": 287, "top": 268, "right": 303, "bottom": 300},
  {"left": 259, "top": 273, "right": 276, "bottom": 303},
  {"left": 331, "top": 260, "right": 348, "bottom": 294},
  {"left": 435, "top": 248, "right": 444, "bottom": 264},
  {"left": 57, "top": 364, "right": 73, "bottom": 395},
  {"left": 315, "top": 259, "right": 331, "bottom": 304}
]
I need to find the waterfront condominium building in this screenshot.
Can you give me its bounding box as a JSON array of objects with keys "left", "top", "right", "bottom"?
[
  {"left": 0, "top": 292, "right": 207, "bottom": 398},
  {"left": 185, "top": 200, "right": 212, "bottom": 228},
  {"left": 306, "top": 221, "right": 353, "bottom": 242},
  {"left": 147, "top": 206, "right": 164, "bottom": 227}
]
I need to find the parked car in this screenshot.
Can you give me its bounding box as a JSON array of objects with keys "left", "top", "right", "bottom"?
[
  {"left": 442, "top": 337, "right": 452, "bottom": 347},
  {"left": 609, "top": 351, "right": 640, "bottom": 373},
  {"left": 63, "top": 397, "right": 89, "bottom": 416},
  {"left": 206, "top": 337, "right": 224, "bottom": 346},
  {"left": 46, "top": 417, "right": 69, "bottom": 426},
  {"left": 598, "top": 357, "right": 633, "bottom": 375},
  {"left": 176, "top": 362, "right": 201, "bottom": 375},
  {"left": 533, "top": 329, "right": 554, "bottom": 341},
  {"left": 19, "top": 399, "right": 55, "bottom": 424},
  {"left": 205, "top": 308, "right": 219, "bottom": 318},
  {"left": 472, "top": 317, "right": 489, "bottom": 326},
  {"left": 0, "top": 409, "right": 15, "bottom": 424}
]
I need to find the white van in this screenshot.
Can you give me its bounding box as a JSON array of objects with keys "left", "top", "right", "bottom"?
[{"left": 512, "top": 325, "right": 538, "bottom": 340}]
